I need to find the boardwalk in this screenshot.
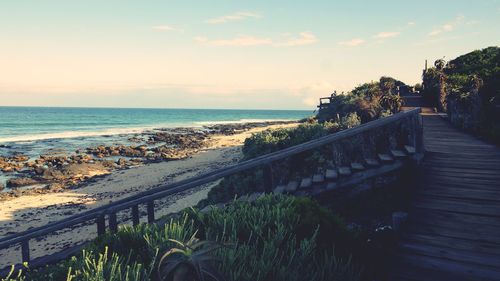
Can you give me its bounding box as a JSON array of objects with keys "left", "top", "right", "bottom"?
[{"left": 393, "top": 113, "right": 500, "bottom": 280}]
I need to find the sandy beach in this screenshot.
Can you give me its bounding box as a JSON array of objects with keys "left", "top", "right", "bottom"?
[{"left": 0, "top": 122, "right": 297, "bottom": 268}]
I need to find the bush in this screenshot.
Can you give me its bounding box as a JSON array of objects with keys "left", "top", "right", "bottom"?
[
  {"left": 423, "top": 47, "right": 500, "bottom": 143},
  {"left": 318, "top": 76, "right": 405, "bottom": 123},
  {"left": 6, "top": 195, "right": 363, "bottom": 281},
  {"left": 189, "top": 195, "right": 362, "bottom": 281}
]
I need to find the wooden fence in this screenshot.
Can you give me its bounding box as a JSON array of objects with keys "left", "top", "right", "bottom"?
[{"left": 0, "top": 107, "right": 422, "bottom": 270}]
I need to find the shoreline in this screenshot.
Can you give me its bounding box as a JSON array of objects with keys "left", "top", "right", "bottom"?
[
  {"left": 0, "top": 118, "right": 298, "bottom": 144},
  {"left": 0, "top": 121, "right": 299, "bottom": 268},
  {"left": 0, "top": 120, "right": 298, "bottom": 200}
]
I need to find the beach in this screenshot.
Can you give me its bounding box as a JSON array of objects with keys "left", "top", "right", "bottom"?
[{"left": 0, "top": 122, "right": 298, "bottom": 268}]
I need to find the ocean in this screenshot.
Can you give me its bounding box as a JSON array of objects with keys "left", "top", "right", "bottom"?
[
  {"left": 0, "top": 106, "right": 311, "bottom": 188},
  {"left": 0, "top": 106, "right": 311, "bottom": 159}
]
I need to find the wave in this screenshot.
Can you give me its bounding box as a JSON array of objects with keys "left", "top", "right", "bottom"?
[
  {"left": 0, "top": 127, "right": 155, "bottom": 143},
  {"left": 0, "top": 118, "right": 298, "bottom": 143},
  {"left": 194, "top": 118, "right": 295, "bottom": 126}
]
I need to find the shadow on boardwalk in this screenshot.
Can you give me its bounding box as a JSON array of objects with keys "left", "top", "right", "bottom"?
[{"left": 393, "top": 113, "right": 500, "bottom": 280}]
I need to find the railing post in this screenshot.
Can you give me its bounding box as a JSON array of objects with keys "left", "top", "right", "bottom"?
[
  {"left": 416, "top": 114, "right": 424, "bottom": 154},
  {"left": 263, "top": 163, "right": 274, "bottom": 192},
  {"left": 132, "top": 205, "right": 140, "bottom": 226},
  {"left": 147, "top": 201, "right": 155, "bottom": 223},
  {"left": 21, "top": 240, "right": 30, "bottom": 263},
  {"left": 96, "top": 215, "right": 106, "bottom": 236},
  {"left": 109, "top": 212, "right": 118, "bottom": 233}
]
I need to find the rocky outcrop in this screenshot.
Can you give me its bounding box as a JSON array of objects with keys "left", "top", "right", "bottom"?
[
  {"left": 7, "top": 177, "right": 40, "bottom": 188},
  {"left": 0, "top": 120, "right": 298, "bottom": 201}
]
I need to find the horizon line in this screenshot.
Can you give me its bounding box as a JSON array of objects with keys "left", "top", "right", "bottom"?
[{"left": 0, "top": 105, "right": 314, "bottom": 112}]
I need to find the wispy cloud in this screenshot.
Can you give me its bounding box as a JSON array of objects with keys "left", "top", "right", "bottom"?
[
  {"left": 373, "top": 31, "right": 400, "bottom": 39},
  {"left": 338, "top": 38, "right": 365, "bottom": 47},
  {"left": 195, "top": 32, "right": 317, "bottom": 47},
  {"left": 206, "top": 11, "right": 261, "bottom": 24},
  {"left": 407, "top": 21, "right": 416, "bottom": 26},
  {"left": 151, "top": 25, "right": 175, "bottom": 31},
  {"left": 276, "top": 32, "right": 318, "bottom": 46},
  {"left": 195, "top": 35, "right": 272, "bottom": 46},
  {"left": 429, "top": 15, "right": 464, "bottom": 36}
]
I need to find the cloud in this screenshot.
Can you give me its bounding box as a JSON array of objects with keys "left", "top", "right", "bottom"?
[
  {"left": 206, "top": 11, "right": 261, "bottom": 24},
  {"left": 276, "top": 32, "right": 318, "bottom": 46},
  {"left": 195, "top": 32, "right": 317, "bottom": 47},
  {"left": 195, "top": 35, "right": 272, "bottom": 46},
  {"left": 373, "top": 31, "right": 400, "bottom": 39},
  {"left": 338, "top": 38, "right": 365, "bottom": 47},
  {"left": 429, "top": 15, "right": 464, "bottom": 36},
  {"left": 151, "top": 25, "right": 175, "bottom": 31},
  {"left": 407, "top": 21, "right": 416, "bottom": 26}
]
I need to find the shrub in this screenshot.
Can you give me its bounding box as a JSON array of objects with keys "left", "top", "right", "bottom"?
[
  {"left": 189, "top": 195, "right": 362, "bottom": 281},
  {"left": 423, "top": 47, "right": 500, "bottom": 143},
  {"left": 5, "top": 195, "right": 363, "bottom": 281}
]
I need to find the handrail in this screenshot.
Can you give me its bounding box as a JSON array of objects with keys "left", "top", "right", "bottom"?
[{"left": 0, "top": 108, "right": 422, "bottom": 261}]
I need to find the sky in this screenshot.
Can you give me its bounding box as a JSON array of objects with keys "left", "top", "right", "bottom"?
[{"left": 0, "top": 0, "right": 499, "bottom": 110}]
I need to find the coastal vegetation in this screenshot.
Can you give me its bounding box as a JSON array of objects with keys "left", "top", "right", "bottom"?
[
  {"left": 202, "top": 76, "right": 406, "bottom": 206},
  {"left": 317, "top": 77, "right": 405, "bottom": 123},
  {"left": 4, "top": 195, "right": 365, "bottom": 281},
  {"left": 422, "top": 46, "right": 500, "bottom": 143}
]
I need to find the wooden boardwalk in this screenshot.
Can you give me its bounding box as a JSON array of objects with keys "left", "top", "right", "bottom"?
[{"left": 393, "top": 113, "right": 500, "bottom": 280}]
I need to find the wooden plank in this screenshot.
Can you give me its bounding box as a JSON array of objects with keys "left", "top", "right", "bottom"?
[
  {"left": 273, "top": 185, "right": 286, "bottom": 194},
  {"left": 350, "top": 162, "right": 364, "bottom": 171},
  {"left": 325, "top": 169, "right": 338, "bottom": 180},
  {"left": 415, "top": 185, "right": 500, "bottom": 202},
  {"left": 147, "top": 201, "right": 155, "bottom": 223},
  {"left": 286, "top": 181, "right": 299, "bottom": 192},
  {"left": 312, "top": 174, "right": 325, "bottom": 183},
  {"left": 299, "top": 177, "right": 312, "bottom": 189},
  {"left": 422, "top": 161, "right": 500, "bottom": 170},
  {"left": 96, "top": 215, "right": 106, "bottom": 236},
  {"left": 399, "top": 242, "right": 500, "bottom": 269},
  {"left": 409, "top": 207, "right": 500, "bottom": 229},
  {"left": 109, "top": 212, "right": 118, "bottom": 233},
  {"left": 412, "top": 197, "right": 500, "bottom": 217},
  {"left": 421, "top": 166, "right": 500, "bottom": 176},
  {"left": 263, "top": 163, "right": 274, "bottom": 193},
  {"left": 421, "top": 170, "right": 500, "bottom": 181},
  {"left": 391, "top": 149, "right": 408, "bottom": 159},
  {"left": 404, "top": 145, "right": 416, "bottom": 155},
  {"left": 325, "top": 182, "right": 338, "bottom": 190},
  {"left": 132, "top": 205, "right": 140, "bottom": 226},
  {"left": 402, "top": 233, "right": 500, "bottom": 256},
  {"left": 338, "top": 166, "right": 351, "bottom": 176},
  {"left": 21, "top": 240, "right": 30, "bottom": 263},
  {"left": 394, "top": 252, "right": 500, "bottom": 280},
  {"left": 421, "top": 175, "right": 500, "bottom": 186},
  {"left": 405, "top": 217, "right": 500, "bottom": 244},
  {"left": 378, "top": 153, "right": 394, "bottom": 163},
  {"left": 419, "top": 178, "right": 500, "bottom": 190},
  {"left": 364, "top": 158, "right": 380, "bottom": 167}
]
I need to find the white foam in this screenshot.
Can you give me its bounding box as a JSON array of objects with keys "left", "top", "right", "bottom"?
[
  {"left": 0, "top": 119, "right": 297, "bottom": 143},
  {"left": 0, "top": 127, "right": 154, "bottom": 143},
  {"left": 194, "top": 118, "right": 294, "bottom": 126}
]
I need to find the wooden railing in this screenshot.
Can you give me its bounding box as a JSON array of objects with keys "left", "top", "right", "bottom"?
[{"left": 0, "top": 108, "right": 423, "bottom": 270}]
